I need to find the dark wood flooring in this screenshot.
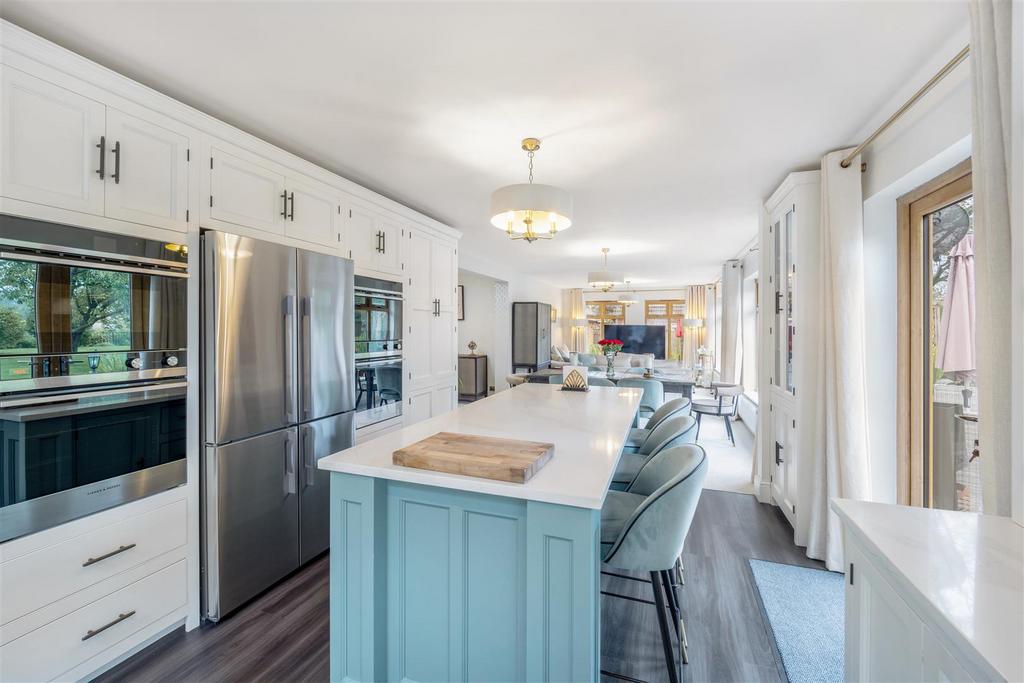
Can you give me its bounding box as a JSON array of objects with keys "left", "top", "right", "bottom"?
[{"left": 97, "top": 490, "right": 821, "bottom": 683}]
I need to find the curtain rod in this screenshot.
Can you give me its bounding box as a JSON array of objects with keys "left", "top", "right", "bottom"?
[{"left": 840, "top": 45, "right": 969, "bottom": 169}]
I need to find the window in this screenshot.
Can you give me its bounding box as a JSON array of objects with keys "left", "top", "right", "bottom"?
[
  {"left": 898, "top": 160, "right": 979, "bottom": 512},
  {"left": 585, "top": 300, "right": 625, "bottom": 347},
  {"left": 645, "top": 299, "right": 686, "bottom": 361}
]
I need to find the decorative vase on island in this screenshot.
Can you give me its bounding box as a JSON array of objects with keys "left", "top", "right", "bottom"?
[
  {"left": 604, "top": 351, "right": 616, "bottom": 378},
  {"left": 597, "top": 338, "right": 623, "bottom": 379}
]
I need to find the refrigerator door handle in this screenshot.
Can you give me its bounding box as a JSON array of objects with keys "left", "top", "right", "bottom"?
[
  {"left": 301, "top": 296, "right": 312, "bottom": 420},
  {"left": 283, "top": 294, "right": 296, "bottom": 423},
  {"left": 284, "top": 431, "right": 297, "bottom": 495},
  {"left": 303, "top": 427, "right": 316, "bottom": 488}
]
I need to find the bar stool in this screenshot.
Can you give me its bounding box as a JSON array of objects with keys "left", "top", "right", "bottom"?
[
  {"left": 600, "top": 444, "right": 708, "bottom": 683},
  {"left": 612, "top": 415, "right": 697, "bottom": 490},
  {"left": 623, "top": 397, "right": 691, "bottom": 453},
  {"left": 616, "top": 378, "right": 664, "bottom": 422}
]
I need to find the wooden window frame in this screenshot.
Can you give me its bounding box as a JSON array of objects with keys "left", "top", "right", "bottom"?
[{"left": 896, "top": 158, "right": 972, "bottom": 506}]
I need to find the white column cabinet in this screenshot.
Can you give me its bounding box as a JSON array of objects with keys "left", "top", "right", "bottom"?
[
  {"left": 404, "top": 227, "right": 458, "bottom": 426},
  {"left": 760, "top": 171, "right": 820, "bottom": 528},
  {"left": 104, "top": 108, "right": 191, "bottom": 232},
  {"left": 1, "top": 66, "right": 107, "bottom": 216}
]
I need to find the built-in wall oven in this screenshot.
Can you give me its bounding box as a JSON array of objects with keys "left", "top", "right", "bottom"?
[
  {"left": 354, "top": 276, "right": 402, "bottom": 429},
  {"left": 0, "top": 216, "right": 188, "bottom": 542}
]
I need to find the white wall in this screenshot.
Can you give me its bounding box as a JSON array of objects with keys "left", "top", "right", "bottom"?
[
  {"left": 457, "top": 269, "right": 499, "bottom": 391},
  {"left": 459, "top": 249, "right": 564, "bottom": 390},
  {"left": 859, "top": 27, "right": 972, "bottom": 504}
]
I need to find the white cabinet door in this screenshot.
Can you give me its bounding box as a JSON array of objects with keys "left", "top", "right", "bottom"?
[
  {"left": 348, "top": 202, "right": 380, "bottom": 268},
  {"left": 209, "top": 145, "right": 286, "bottom": 234},
  {"left": 431, "top": 310, "right": 456, "bottom": 381},
  {"left": 376, "top": 216, "right": 403, "bottom": 276},
  {"left": 846, "top": 541, "right": 924, "bottom": 683},
  {"left": 1, "top": 66, "right": 106, "bottom": 216},
  {"left": 406, "top": 388, "right": 432, "bottom": 426},
  {"left": 431, "top": 383, "right": 456, "bottom": 417},
  {"left": 432, "top": 240, "right": 456, "bottom": 311},
  {"left": 285, "top": 177, "right": 337, "bottom": 246},
  {"left": 770, "top": 400, "right": 797, "bottom": 527},
  {"left": 922, "top": 628, "right": 974, "bottom": 682},
  {"left": 104, "top": 109, "right": 190, "bottom": 232},
  {"left": 406, "top": 229, "right": 435, "bottom": 388}
]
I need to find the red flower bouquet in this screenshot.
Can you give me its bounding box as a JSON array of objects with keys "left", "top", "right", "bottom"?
[{"left": 597, "top": 339, "right": 624, "bottom": 354}]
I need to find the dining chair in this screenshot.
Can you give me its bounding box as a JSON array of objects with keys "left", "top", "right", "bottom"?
[
  {"left": 599, "top": 444, "right": 708, "bottom": 683},
  {"left": 623, "top": 397, "right": 691, "bottom": 452},
  {"left": 617, "top": 377, "right": 665, "bottom": 422},
  {"left": 612, "top": 414, "right": 697, "bottom": 490},
  {"left": 692, "top": 383, "right": 743, "bottom": 445}
]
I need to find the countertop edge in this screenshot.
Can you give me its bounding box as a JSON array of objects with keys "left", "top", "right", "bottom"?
[{"left": 831, "top": 499, "right": 1018, "bottom": 683}]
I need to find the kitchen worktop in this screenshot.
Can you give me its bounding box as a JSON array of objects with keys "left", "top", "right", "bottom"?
[
  {"left": 831, "top": 499, "right": 1024, "bottom": 682},
  {"left": 319, "top": 383, "right": 642, "bottom": 509}
]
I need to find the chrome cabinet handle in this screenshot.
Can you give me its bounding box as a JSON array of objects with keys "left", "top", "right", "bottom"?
[
  {"left": 774, "top": 442, "right": 784, "bottom": 465},
  {"left": 82, "top": 610, "right": 135, "bottom": 641},
  {"left": 288, "top": 191, "right": 295, "bottom": 221},
  {"left": 96, "top": 136, "right": 106, "bottom": 179},
  {"left": 111, "top": 140, "right": 121, "bottom": 184},
  {"left": 82, "top": 543, "right": 137, "bottom": 567},
  {"left": 381, "top": 231, "right": 385, "bottom": 253},
  {"left": 280, "top": 191, "right": 288, "bottom": 218},
  {"left": 304, "top": 427, "right": 316, "bottom": 488}
]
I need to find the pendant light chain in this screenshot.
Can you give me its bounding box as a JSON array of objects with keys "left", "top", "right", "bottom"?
[{"left": 527, "top": 150, "right": 534, "bottom": 184}]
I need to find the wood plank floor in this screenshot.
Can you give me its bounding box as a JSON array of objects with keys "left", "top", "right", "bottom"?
[{"left": 97, "top": 490, "right": 821, "bottom": 683}]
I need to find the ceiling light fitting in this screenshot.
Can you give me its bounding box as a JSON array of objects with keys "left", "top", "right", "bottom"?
[
  {"left": 490, "top": 138, "right": 573, "bottom": 243},
  {"left": 616, "top": 281, "right": 637, "bottom": 305},
  {"left": 587, "top": 248, "right": 624, "bottom": 292}
]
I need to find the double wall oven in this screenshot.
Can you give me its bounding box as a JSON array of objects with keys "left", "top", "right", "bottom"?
[
  {"left": 0, "top": 216, "right": 188, "bottom": 542},
  {"left": 354, "top": 276, "right": 403, "bottom": 429}
]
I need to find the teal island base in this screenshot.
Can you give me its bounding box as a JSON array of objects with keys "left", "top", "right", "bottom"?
[{"left": 329, "top": 471, "right": 602, "bottom": 683}]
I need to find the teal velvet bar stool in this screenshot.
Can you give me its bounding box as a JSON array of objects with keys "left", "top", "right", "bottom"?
[
  {"left": 623, "top": 397, "right": 691, "bottom": 452},
  {"left": 616, "top": 378, "right": 664, "bottom": 422},
  {"left": 599, "top": 444, "right": 708, "bottom": 683},
  {"left": 612, "top": 415, "right": 697, "bottom": 490}
]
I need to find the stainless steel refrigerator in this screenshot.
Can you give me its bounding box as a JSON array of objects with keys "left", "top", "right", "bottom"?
[{"left": 201, "top": 230, "right": 355, "bottom": 622}]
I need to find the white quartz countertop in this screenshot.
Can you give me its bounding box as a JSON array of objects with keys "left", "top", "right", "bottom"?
[
  {"left": 831, "top": 499, "right": 1023, "bottom": 682},
  {"left": 319, "top": 383, "right": 641, "bottom": 509}
]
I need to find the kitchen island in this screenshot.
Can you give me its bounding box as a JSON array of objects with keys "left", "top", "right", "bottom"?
[{"left": 318, "top": 383, "right": 642, "bottom": 683}]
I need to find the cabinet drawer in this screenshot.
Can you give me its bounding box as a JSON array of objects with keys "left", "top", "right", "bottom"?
[
  {"left": 0, "top": 560, "right": 186, "bottom": 683},
  {"left": 1, "top": 499, "right": 186, "bottom": 625}
]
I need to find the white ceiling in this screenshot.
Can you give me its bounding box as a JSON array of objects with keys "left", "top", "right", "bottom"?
[{"left": 2, "top": 1, "right": 966, "bottom": 288}]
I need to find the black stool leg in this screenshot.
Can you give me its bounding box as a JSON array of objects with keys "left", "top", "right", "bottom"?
[
  {"left": 694, "top": 412, "right": 702, "bottom": 441},
  {"left": 661, "top": 570, "right": 680, "bottom": 641},
  {"left": 724, "top": 415, "right": 735, "bottom": 445},
  {"left": 650, "top": 572, "right": 679, "bottom": 683}
]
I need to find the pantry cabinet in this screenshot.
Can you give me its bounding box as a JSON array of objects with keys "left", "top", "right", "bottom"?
[{"left": 1, "top": 66, "right": 193, "bottom": 232}]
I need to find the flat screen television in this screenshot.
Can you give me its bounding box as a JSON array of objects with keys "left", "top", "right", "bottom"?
[{"left": 603, "top": 325, "right": 666, "bottom": 359}]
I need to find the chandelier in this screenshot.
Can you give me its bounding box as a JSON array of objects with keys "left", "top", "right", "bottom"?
[
  {"left": 588, "top": 248, "right": 624, "bottom": 291},
  {"left": 490, "top": 138, "right": 573, "bottom": 242},
  {"left": 616, "top": 281, "right": 637, "bottom": 305}
]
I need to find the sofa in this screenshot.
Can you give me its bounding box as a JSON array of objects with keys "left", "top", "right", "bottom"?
[{"left": 550, "top": 345, "right": 655, "bottom": 372}]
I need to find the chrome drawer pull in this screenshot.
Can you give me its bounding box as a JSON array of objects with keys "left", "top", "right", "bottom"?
[
  {"left": 82, "top": 543, "right": 137, "bottom": 567},
  {"left": 81, "top": 610, "right": 135, "bottom": 641}
]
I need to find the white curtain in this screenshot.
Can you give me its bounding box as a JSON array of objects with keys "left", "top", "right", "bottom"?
[
  {"left": 795, "top": 148, "right": 873, "bottom": 572},
  {"left": 568, "top": 288, "right": 587, "bottom": 352},
  {"left": 970, "top": 0, "right": 1014, "bottom": 517},
  {"left": 719, "top": 260, "right": 743, "bottom": 384}
]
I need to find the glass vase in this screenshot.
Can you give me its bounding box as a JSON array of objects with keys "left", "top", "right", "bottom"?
[{"left": 605, "top": 351, "right": 616, "bottom": 378}]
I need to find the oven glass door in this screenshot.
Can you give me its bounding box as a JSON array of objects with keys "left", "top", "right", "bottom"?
[
  {"left": 354, "top": 292, "right": 402, "bottom": 358},
  {"left": 0, "top": 386, "right": 186, "bottom": 542},
  {"left": 0, "top": 256, "right": 187, "bottom": 391},
  {"left": 354, "top": 359, "right": 402, "bottom": 429}
]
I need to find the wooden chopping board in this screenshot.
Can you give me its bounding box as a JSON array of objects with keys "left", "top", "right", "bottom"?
[{"left": 393, "top": 432, "right": 554, "bottom": 484}]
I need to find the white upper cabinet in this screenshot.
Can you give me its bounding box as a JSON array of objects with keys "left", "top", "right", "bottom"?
[
  {"left": 405, "top": 227, "right": 457, "bottom": 390},
  {"left": 1, "top": 66, "right": 106, "bottom": 216},
  {"left": 209, "top": 144, "right": 287, "bottom": 234},
  {"left": 104, "top": 108, "right": 190, "bottom": 232},
  {"left": 284, "top": 176, "right": 339, "bottom": 246},
  {"left": 346, "top": 198, "right": 403, "bottom": 277}
]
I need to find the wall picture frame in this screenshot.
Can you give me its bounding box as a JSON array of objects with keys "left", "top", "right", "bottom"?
[{"left": 457, "top": 284, "right": 465, "bottom": 320}]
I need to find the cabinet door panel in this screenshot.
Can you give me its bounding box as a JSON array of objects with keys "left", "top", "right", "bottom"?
[
  {"left": 210, "top": 146, "right": 285, "bottom": 234},
  {"left": 405, "top": 389, "right": 431, "bottom": 426},
  {"left": 348, "top": 202, "right": 379, "bottom": 269},
  {"left": 431, "top": 310, "right": 456, "bottom": 380},
  {"left": 377, "top": 217, "right": 402, "bottom": 275},
  {"left": 407, "top": 230, "right": 434, "bottom": 311},
  {"left": 431, "top": 384, "right": 456, "bottom": 417},
  {"left": 286, "top": 177, "right": 337, "bottom": 246},
  {"left": 1, "top": 66, "right": 105, "bottom": 215},
  {"left": 432, "top": 240, "right": 456, "bottom": 310},
  {"left": 406, "top": 307, "right": 433, "bottom": 387},
  {"left": 104, "top": 109, "right": 190, "bottom": 232}
]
